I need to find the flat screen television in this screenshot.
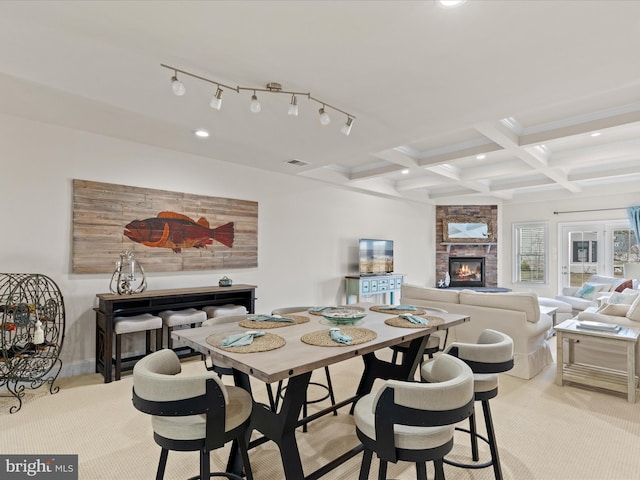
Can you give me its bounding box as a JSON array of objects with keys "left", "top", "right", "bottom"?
[{"left": 359, "top": 239, "right": 394, "bottom": 275}]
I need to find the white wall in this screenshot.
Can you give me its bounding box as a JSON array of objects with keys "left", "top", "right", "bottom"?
[
  {"left": 0, "top": 113, "right": 435, "bottom": 377},
  {"left": 501, "top": 194, "right": 640, "bottom": 299}
]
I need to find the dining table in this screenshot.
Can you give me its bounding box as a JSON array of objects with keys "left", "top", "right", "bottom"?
[{"left": 172, "top": 302, "right": 470, "bottom": 480}]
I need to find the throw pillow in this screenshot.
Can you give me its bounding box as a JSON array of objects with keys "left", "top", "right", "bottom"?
[
  {"left": 626, "top": 296, "right": 640, "bottom": 322},
  {"left": 574, "top": 282, "right": 605, "bottom": 300},
  {"left": 607, "top": 291, "right": 639, "bottom": 305},
  {"left": 615, "top": 279, "right": 633, "bottom": 292},
  {"left": 597, "top": 303, "right": 630, "bottom": 317}
]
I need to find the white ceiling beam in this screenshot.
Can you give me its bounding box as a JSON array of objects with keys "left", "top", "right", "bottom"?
[
  {"left": 416, "top": 142, "right": 504, "bottom": 167},
  {"left": 475, "top": 120, "right": 582, "bottom": 193},
  {"left": 520, "top": 110, "right": 640, "bottom": 146},
  {"left": 373, "top": 148, "right": 420, "bottom": 168},
  {"left": 349, "top": 164, "right": 407, "bottom": 180}
]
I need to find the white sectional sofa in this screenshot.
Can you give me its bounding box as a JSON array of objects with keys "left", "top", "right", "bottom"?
[
  {"left": 555, "top": 274, "right": 632, "bottom": 314},
  {"left": 400, "top": 284, "right": 553, "bottom": 380}
]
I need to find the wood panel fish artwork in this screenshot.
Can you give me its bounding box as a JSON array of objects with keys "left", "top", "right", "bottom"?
[{"left": 72, "top": 179, "right": 258, "bottom": 273}]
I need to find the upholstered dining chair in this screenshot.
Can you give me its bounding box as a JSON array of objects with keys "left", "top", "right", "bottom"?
[
  {"left": 132, "top": 349, "right": 254, "bottom": 480},
  {"left": 271, "top": 306, "right": 337, "bottom": 431},
  {"left": 442, "top": 329, "right": 514, "bottom": 480},
  {"left": 389, "top": 306, "right": 449, "bottom": 368},
  {"left": 354, "top": 353, "right": 475, "bottom": 480}
]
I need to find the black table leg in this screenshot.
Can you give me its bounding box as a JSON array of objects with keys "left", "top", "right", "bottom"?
[{"left": 230, "top": 370, "right": 312, "bottom": 479}]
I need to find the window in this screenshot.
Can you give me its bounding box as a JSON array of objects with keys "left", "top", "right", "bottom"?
[
  {"left": 613, "top": 228, "right": 639, "bottom": 276},
  {"left": 513, "top": 222, "right": 547, "bottom": 284}
]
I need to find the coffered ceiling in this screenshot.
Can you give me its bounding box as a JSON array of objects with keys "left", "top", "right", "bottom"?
[{"left": 1, "top": 1, "right": 640, "bottom": 205}]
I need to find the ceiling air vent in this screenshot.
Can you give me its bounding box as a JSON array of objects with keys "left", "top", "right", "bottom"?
[{"left": 285, "top": 158, "right": 311, "bottom": 167}]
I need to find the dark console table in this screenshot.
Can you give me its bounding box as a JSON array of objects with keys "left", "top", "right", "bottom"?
[{"left": 95, "top": 284, "right": 256, "bottom": 383}]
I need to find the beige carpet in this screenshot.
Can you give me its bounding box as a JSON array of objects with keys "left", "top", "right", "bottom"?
[{"left": 2, "top": 340, "right": 640, "bottom": 480}]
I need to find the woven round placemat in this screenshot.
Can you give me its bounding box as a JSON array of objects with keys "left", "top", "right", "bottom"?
[
  {"left": 308, "top": 306, "right": 365, "bottom": 316},
  {"left": 239, "top": 314, "right": 309, "bottom": 329},
  {"left": 206, "top": 332, "right": 285, "bottom": 353},
  {"left": 384, "top": 316, "right": 445, "bottom": 329},
  {"left": 300, "top": 327, "right": 377, "bottom": 347},
  {"left": 369, "top": 305, "right": 427, "bottom": 315}
]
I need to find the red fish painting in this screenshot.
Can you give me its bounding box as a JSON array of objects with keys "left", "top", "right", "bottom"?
[{"left": 124, "top": 211, "right": 234, "bottom": 253}]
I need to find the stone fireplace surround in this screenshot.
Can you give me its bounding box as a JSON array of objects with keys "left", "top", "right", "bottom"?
[{"left": 436, "top": 205, "right": 498, "bottom": 288}]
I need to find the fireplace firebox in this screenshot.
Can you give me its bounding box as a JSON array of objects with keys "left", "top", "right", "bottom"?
[{"left": 448, "top": 257, "right": 485, "bottom": 288}]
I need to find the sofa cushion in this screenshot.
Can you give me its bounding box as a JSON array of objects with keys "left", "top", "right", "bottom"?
[
  {"left": 626, "top": 296, "right": 640, "bottom": 322},
  {"left": 597, "top": 303, "right": 630, "bottom": 317},
  {"left": 587, "top": 275, "right": 628, "bottom": 292},
  {"left": 458, "top": 290, "right": 540, "bottom": 323},
  {"left": 574, "top": 282, "right": 607, "bottom": 300},
  {"left": 607, "top": 291, "right": 639, "bottom": 305},
  {"left": 401, "top": 284, "right": 460, "bottom": 304}
]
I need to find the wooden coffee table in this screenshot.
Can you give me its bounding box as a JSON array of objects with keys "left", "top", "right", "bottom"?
[{"left": 554, "top": 319, "right": 640, "bottom": 403}]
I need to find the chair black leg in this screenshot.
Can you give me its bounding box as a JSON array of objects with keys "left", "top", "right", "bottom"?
[
  {"left": 145, "top": 330, "right": 152, "bottom": 354},
  {"left": 482, "top": 399, "right": 503, "bottom": 480},
  {"left": 266, "top": 383, "right": 277, "bottom": 411},
  {"left": 237, "top": 434, "right": 254, "bottom": 480},
  {"left": 156, "top": 448, "right": 169, "bottom": 480},
  {"left": 200, "top": 449, "right": 209, "bottom": 480},
  {"left": 391, "top": 349, "right": 399, "bottom": 364},
  {"left": 167, "top": 326, "right": 174, "bottom": 349},
  {"left": 416, "top": 462, "right": 427, "bottom": 480},
  {"left": 156, "top": 327, "right": 164, "bottom": 351},
  {"left": 378, "top": 459, "right": 388, "bottom": 480},
  {"left": 302, "top": 389, "right": 308, "bottom": 433},
  {"left": 469, "top": 408, "right": 479, "bottom": 461},
  {"left": 324, "top": 366, "right": 338, "bottom": 415},
  {"left": 115, "top": 334, "right": 122, "bottom": 381},
  {"left": 433, "top": 458, "right": 445, "bottom": 480},
  {"left": 359, "top": 449, "right": 373, "bottom": 480}
]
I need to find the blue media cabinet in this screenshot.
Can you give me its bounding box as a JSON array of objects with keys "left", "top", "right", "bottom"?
[{"left": 345, "top": 274, "right": 404, "bottom": 305}]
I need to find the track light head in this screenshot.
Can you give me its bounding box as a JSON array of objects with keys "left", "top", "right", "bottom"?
[
  {"left": 341, "top": 117, "right": 354, "bottom": 136},
  {"left": 319, "top": 107, "right": 331, "bottom": 126},
  {"left": 171, "top": 74, "right": 186, "bottom": 96},
  {"left": 288, "top": 95, "right": 299, "bottom": 117},
  {"left": 210, "top": 87, "right": 223, "bottom": 110},
  {"left": 250, "top": 93, "right": 261, "bottom": 113}
]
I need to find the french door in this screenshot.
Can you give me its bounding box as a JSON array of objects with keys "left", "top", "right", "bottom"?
[{"left": 560, "top": 221, "right": 638, "bottom": 288}]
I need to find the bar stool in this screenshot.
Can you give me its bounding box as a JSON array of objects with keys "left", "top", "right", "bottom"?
[
  {"left": 203, "top": 304, "right": 247, "bottom": 319},
  {"left": 201, "top": 314, "right": 279, "bottom": 412},
  {"left": 113, "top": 313, "right": 163, "bottom": 381},
  {"left": 158, "top": 308, "right": 207, "bottom": 350},
  {"left": 389, "top": 307, "right": 449, "bottom": 370},
  {"left": 441, "top": 329, "right": 514, "bottom": 480}
]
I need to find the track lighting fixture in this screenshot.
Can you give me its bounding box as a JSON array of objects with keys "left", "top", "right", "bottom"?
[
  {"left": 250, "top": 92, "right": 261, "bottom": 113},
  {"left": 319, "top": 107, "right": 331, "bottom": 126},
  {"left": 288, "top": 94, "right": 299, "bottom": 116},
  {"left": 171, "top": 72, "right": 186, "bottom": 96},
  {"left": 209, "top": 87, "right": 223, "bottom": 110},
  {"left": 161, "top": 63, "right": 356, "bottom": 135},
  {"left": 341, "top": 117, "right": 354, "bottom": 136}
]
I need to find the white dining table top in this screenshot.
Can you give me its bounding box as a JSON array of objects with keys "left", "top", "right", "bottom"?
[{"left": 172, "top": 303, "right": 469, "bottom": 384}]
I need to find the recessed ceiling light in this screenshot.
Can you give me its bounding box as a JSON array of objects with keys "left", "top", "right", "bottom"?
[
  {"left": 476, "top": 154, "right": 486, "bottom": 160},
  {"left": 438, "top": 0, "right": 467, "bottom": 7},
  {"left": 590, "top": 132, "right": 601, "bottom": 137},
  {"left": 194, "top": 129, "right": 210, "bottom": 138},
  {"left": 401, "top": 169, "right": 410, "bottom": 175}
]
